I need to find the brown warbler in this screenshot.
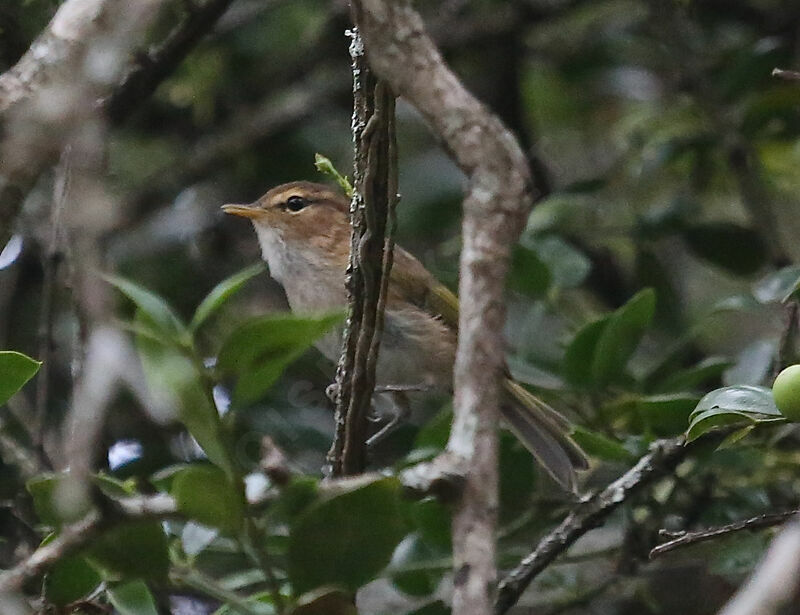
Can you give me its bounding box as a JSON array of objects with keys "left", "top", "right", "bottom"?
[{"left": 223, "top": 181, "right": 588, "bottom": 491}]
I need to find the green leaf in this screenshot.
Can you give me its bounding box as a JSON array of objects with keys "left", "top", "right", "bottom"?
[
  {"left": 389, "top": 534, "right": 441, "bottom": 597},
  {"left": 508, "top": 245, "right": 551, "bottom": 297},
  {"left": 687, "top": 385, "right": 784, "bottom": 442},
  {"left": 652, "top": 357, "right": 732, "bottom": 393},
  {"left": 0, "top": 351, "right": 41, "bottom": 406},
  {"left": 528, "top": 235, "right": 591, "bottom": 289},
  {"left": 562, "top": 317, "right": 610, "bottom": 387},
  {"left": 44, "top": 554, "right": 101, "bottom": 606},
  {"left": 107, "top": 580, "right": 160, "bottom": 615},
  {"left": 218, "top": 312, "right": 343, "bottom": 406},
  {"left": 314, "top": 153, "right": 353, "bottom": 197},
  {"left": 684, "top": 223, "right": 768, "bottom": 276},
  {"left": 104, "top": 273, "right": 188, "bottom": 343},
  {"left": 591, "top": 289, "right": 656, "bottom": 385},
  {"left": 753, "top": 265, "right": 800, "bottom": 303},
  {"left": 499, "top": 432, "right": 536, "bottom": 522},
  {"left": 27, "top": 473, "right": 91, "bottom": 527},
  {"left": 88, "top": 521, "right": 169, "bottom": 579},
  {"left": 271, "top": 477, "right": 320, "bottom": 524},
  {"left": 172, "top": 464, "right": 244, "bottom": 533},
  {"left": 637, "top": 394, "right": 700, "bottom": 436},
  {"left": 135, "top": 314, "right": 232, "bottom": 472},
  {"left": 571, "top": 426, "right": 634, "bottom": 462},
  {"left": 409, "top": 497, "right": 451, "bottom": 553},
  {"left": 288, "top": 476, "right": 406, "bottom": 593},
  {"left": 190, "top": 264, "right": 265, "bottom": 332}
]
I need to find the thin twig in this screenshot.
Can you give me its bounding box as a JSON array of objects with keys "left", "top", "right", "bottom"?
[
  {"left": 33, "top": 147, "right": 73, "bottom": 465},
  {"left": 773, "top": 301, "right": 799, "bottom": 379},
  {"left": 354, "top": 2, "right": 535, "bottom": 613},
  {"left": 105, "top": 0, "right": 237, "bottom": 123},
  {"left": 0, "top": 486, "right": 278, "bottom": 594},
  {"left": 495, "top": 437, "right": 689, "bottom": 614},
  {"left": 172, "top": 566, "right": 266, "bottom": 615},
  {"left": 772, "top": 68, "right": 800, "bottom": 81},
  {"left": 328, "top": 20, "right": 397, "bottom": 476},
  {"left": 649, "top": 509, "right": 799, "bottom": 559},
  {"left": 718, "top": 519, "right": 800, "bottom": 615}
]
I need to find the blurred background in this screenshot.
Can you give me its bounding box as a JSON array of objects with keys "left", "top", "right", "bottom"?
[{"left": 2, "top": 0, "right": 800, "bottom": 613}]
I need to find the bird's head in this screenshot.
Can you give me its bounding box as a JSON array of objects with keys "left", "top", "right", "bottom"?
[{"left": 222, "top": 181, "right": 351, "bottom": 280}]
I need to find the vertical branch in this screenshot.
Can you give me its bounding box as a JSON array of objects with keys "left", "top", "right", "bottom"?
[
  {"left": 353, "top": 1, "right": 534, "bottom": 613},
  {"left": 328, "top": 18, "right": 397, "bottom": 476}
]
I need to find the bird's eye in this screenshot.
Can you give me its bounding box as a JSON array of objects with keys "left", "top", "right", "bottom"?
[{"left": 286, "top": 195, "right": 308, "bottom": 212}]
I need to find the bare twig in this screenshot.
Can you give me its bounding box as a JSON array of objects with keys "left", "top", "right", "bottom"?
[
  {"left": 354, "top": 1, "right": 536, "bottom": 613},
  {"left": 772, "top": 68, "right": 800, "bottom": 81},
  {"left": 0, "top": 484, "right": 279, "bottom": 594},
  {"left": 0, "top": 0, "right": 169, "bottom": 248},
  {"left": 718, "top": 519, "right": 800, "bottom": 615},
  {"left": 105, "top": 0, "right": 237, "bottom": 124},
  {"left": 495, "top": 437, "right": 689, "bottom": 614},
  {"left": 0, "top": 0, "right": 236, "bottom": 248},
  {"left": 773, "top": 301, "right": 799, "bottom": 379},
  {"left": 33, "top": 148, "right": 73, "bottom": 465},
  {"left": 0, "top": 510, "right": 104, "bottom": 595},
  {"left": 649, "top": 509, "right": 798, "bottom": 559},
  {"left": 328, "top": 21, "right": 398, "bottom": 476}
]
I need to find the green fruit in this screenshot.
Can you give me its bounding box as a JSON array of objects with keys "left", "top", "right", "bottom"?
[{"left": 772, "top": 365, "right": 800, "bottom": 421}]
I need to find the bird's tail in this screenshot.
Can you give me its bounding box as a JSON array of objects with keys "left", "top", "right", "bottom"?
[{"left": 501, "top": 379, "right": 589, "bottom": 493}]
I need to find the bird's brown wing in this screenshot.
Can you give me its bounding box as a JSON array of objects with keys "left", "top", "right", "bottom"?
[{"left": 388, "top": 245, "right": 588, "bottom": 491}]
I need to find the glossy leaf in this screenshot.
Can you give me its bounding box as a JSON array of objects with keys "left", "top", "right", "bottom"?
[
  {"left": 409, "top": 497, "right": 451, "bottom": 553},
  {"left": 591, "top": 288, "right": 656, "bottom": 385},
  {"left": 172, "top": 464, "right": 244, "bottom": 533},
  {"left": 218, "top": 312, "right": 343, "bottom": 406},
  {"left": 0, "top": 351, "right": 41, "bottom": 406},
  {"left": 530, "top": 235, "right": 591, "bottom": 289},
  {"left": 562, "top": 317, "right": 609, "bottom": 387},
  {"left": 288, "top": 476, "right": 406, "bottom": 593},
  {"left": 136, "top": 314, "right": 231, "bottom": 472},
  {"left": 509, "top": 245, "right": 551, "bottom": 297},
  {"left": 499, "top": 432, "right": 536, "bottom": 522},
  {"left": 104, "top": 273, "right": 188, "bottom": 343},
  {"left": 653, "top": 357, "right": 732, "bottom": 393},
  {"left": 190, "top": 263, "right": 265, "bottom": 332},
  {"left": 88, "top": 521, "right": 169, "bottom": 579},
  {"left": 687, "top": 385, "right": 784, "bottom": 442},
  {"left": 44, "top": 553, "right": 101, "bottom": 606},
  {"left": 107, "top": 580, "right": 160, "bottom": 615},
  {"left": 389, "top": 534, "right": 441, "bottom": 597},
  {"left": 27, "top": 474, "right": 91, "bottom": 527},
  {"left": 638, "top": 394, "right": 700, "bottom": 436}
]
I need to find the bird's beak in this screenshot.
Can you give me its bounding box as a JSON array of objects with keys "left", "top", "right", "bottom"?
[{"left": 221, "top": 203, "right": 262, "bottom": 219}]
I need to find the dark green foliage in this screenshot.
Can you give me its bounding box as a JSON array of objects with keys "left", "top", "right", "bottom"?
[{"left": 4, "top": 0, "right": 800, "bottom": 612}]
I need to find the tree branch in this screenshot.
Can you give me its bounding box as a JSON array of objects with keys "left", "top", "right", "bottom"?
[
  {"left": 104, "top": 0, "right": 237, "bottom": 124},
  {"left": 0, "top": 0, "right": 236, "bottom": 248},
  {"left": 495, "top": 437, "right": 689, "bottom": 614},
  {"left": 354, "top": 1, "right": 535, "bottom": 613},
  {"left": 649, "top": 509, "right": 799, "bottom": 559},
  {"left": 718, "top": 519, "right": 800, "bottom": 615},
  {"left": 328, "top": 19, "right": 398, "bottom": 476}
]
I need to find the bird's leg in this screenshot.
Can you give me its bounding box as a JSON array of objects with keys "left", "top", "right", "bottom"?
[{"left": 366, "top": 391, "right": 411, "bottom": 448}]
